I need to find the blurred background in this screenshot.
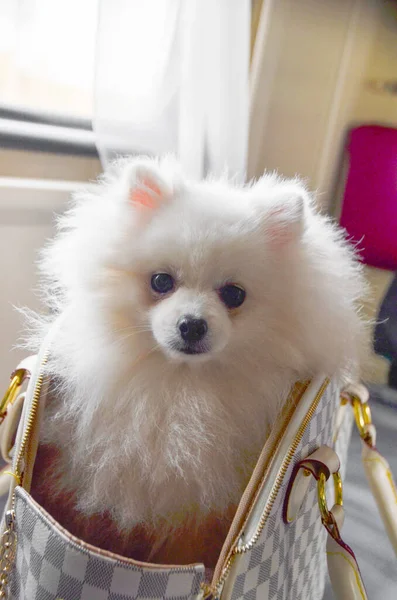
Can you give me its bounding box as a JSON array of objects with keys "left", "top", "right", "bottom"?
[{"left": 0, "top": 0, "right": 396, "bottom": 597}]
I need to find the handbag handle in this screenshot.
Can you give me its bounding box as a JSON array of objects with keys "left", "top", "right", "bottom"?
[
  {"left": 285, "top": 445, "right": 368, "bottom": 600},
  {"left": 342, "top": 383, "right": 397, "bottom": 557}
]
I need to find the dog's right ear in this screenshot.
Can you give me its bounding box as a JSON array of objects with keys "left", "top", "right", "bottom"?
[
  {"left": 252, "top": 176, "right": 309, "bottom": 248},
  {"left": 125, "top": 161, "right": 172, "bottom": 214}
]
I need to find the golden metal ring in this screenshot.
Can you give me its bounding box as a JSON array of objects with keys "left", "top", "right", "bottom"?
[
  {"left": 0, "top": 370, "right": 26, "bottom": 421},
  {"left": 317, "top": 472, "right": 330, "bottom": 524},
  {"left": 317, "top": 470, "right": 343, "bottom": 525},
  {"left": 351, "top": 396, "right": 373, "bottom": 443},
  {"left": 333, "top": 471, "right": 343, "bottom": 507}
]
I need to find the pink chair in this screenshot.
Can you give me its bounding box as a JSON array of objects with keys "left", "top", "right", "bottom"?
[{"left": 340, "top": 125, "right": 397, "bottom": 271}]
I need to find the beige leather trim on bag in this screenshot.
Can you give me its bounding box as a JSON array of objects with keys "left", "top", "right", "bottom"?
[
  {"left": 0, "top": 392, "right": 25, "bottom": 464},
  {"left": 361, "top": 425, "right": 397, "bottom": 557},
  {"left": 326, "top": 506, "right": 368, "bottom": 600}
]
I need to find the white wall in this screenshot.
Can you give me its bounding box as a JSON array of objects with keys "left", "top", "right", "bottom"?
[
  {"left": 351, "top": 2, "right": 397, "bottom": 125},
  {"left": 0, "top": 148, "right": 101, "bottom": 180},
  {"left": 0, "top": 182, "right": 59, "bottom": 385},
  {"left": 249, "top": 0, "right": 377, "bottom": 210},
  {"left": 0, "top": 149, "right": 100, "bottom": 386},
  {"left": 0, "top": 179, "right": 97, "bottom": 390}
]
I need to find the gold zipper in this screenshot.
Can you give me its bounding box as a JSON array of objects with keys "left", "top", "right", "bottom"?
[
  {"left": 14, "top": 351, "right": 49, "bottom": 486},
  {"left": 205, "top": 378, "right": 330, "bottom": 599}
]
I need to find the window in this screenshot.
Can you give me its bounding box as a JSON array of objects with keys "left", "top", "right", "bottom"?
[{"left": 0, "top": 0, "right": 98, "bottom": 119}]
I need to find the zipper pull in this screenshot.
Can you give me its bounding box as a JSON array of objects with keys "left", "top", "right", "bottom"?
[{"left": 4, "top": 511, "right": 14, "bottom": 531}]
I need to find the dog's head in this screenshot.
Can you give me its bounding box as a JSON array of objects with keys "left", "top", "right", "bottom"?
[{"left": 71, "top": 157, "right": 308, "bottom": 368}]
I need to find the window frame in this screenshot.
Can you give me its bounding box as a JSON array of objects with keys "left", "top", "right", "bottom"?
[{"left": 0, "top": 104, "right": 98, "bottom": 157}]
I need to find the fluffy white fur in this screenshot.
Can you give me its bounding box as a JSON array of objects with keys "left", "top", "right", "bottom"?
[{"left": 27, "top": 156, "right": 366, "bottom": 547}]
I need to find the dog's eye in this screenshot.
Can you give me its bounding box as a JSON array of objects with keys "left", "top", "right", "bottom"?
[
  {"left": 151, "top": 273, "right": 174, "bottom": 294},
  {"left": 219, "top": 284, "right": 246, "bottom": 309}
]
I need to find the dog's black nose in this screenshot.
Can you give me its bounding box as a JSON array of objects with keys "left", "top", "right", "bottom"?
[{"left": 179, "top": 317, "right": 208, "bottom": 343}]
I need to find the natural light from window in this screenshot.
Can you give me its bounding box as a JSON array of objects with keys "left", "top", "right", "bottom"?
[{"left": 0, "top": 0, "right": 98, "bottom": 119}]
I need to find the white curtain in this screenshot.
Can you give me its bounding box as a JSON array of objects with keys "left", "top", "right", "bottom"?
[
  {"left": 0, "top": 0, "right": 251, "bottom": 181},
  {"left": 93, "top": 0, "right": 251, "bottom": 180}
]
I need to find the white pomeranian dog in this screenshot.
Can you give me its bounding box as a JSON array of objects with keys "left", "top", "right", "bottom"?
[{"left": 28, "top": 156, "right": 366, "bottom": 565}]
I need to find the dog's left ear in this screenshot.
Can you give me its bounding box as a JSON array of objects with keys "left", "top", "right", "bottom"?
[
  {"left": 127, "top": 161, "right": 171, "bottom": 212},
  {"left": 256, "top": 181, "right": 309, "bottom": 246}
]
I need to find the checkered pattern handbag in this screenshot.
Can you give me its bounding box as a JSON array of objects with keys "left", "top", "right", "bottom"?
[
  {"left": 1, "top": 325, "right": 395, "bottom": 600},
  {"left": 213, "top": 379, "right": 353, "bottom": 600},
  {"left": 10, "top": 488, "right": 204, "bottom": 600}
]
